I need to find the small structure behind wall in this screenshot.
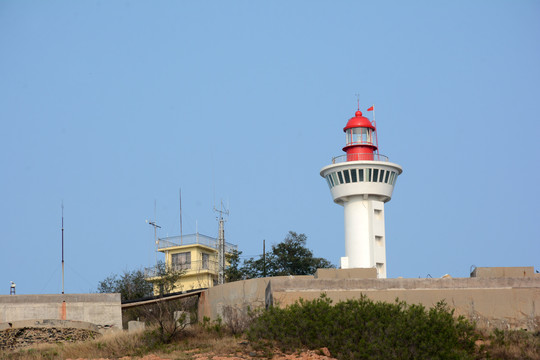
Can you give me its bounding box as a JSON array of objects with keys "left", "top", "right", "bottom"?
[
  {"left": 0, "top": 293, "right": 122, "bottom": 332},
  {"left": 470, "top": 266, "right": 535, "bottom": 278}
]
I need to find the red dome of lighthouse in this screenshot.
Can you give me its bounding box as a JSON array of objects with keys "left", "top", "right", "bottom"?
[{"left": 343, "top": 110, "right": 375, "bottom": 132}]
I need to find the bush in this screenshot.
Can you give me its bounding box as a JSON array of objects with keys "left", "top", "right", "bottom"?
[
  {"left": 485, "top": 329, "right": 540, "bottom": 360},
  {"left": 247, "top": 294, "right": 477, "bottom": 360}
]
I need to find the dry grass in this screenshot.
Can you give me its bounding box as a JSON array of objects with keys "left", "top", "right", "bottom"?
[
  {"left": 1, "top": 326, "right": 538, "bottom": 360},
  {"left": 476, "top": 329, "right": 540, "bottom": 360},
  {"left": 0, "top": 328, "right": 148, "bottom": 360},
  {"left": 0, "top": 326, "right": 254, "bottom": 360}
]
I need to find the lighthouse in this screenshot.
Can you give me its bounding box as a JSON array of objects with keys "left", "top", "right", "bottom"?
[{"left": 320, "top": 107, "right": 402, "bottom": 278}]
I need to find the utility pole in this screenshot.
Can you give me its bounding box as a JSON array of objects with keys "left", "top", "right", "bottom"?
[
  {"left": 179, "top": 188, "right": 183, "bottom": 245},
  {"left": 263, "top": 239, "right": 266, "bottom": 278},
  {"left": 61, "top": 202, "right": 65, "bottom": 294},
  {"left": 214, "top": 201, "right": 229, "bottom": 285}
]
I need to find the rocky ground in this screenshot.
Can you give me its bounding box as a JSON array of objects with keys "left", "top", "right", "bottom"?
[
  {"left": 66, "top": 347, "right": 337, "bottom": 360},
  {"left": 0, "top": 327, "right": 99, "bottom": 350}
]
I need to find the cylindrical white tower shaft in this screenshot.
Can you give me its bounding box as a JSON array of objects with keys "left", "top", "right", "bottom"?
[
  {"left": 343, "top": 197, "right": 387, "bottom": 277},
  {"left": 320, "top": 108, "right": 401, "bottom": 278}
]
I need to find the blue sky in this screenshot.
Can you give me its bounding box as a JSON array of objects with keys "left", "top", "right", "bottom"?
[{"left": 1, "top": 1, "right": 539, "bottom": 294}]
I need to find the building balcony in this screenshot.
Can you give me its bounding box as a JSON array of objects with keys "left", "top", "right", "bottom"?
[{"left": 156, "top": 233, "right": 237, "bottom": 254}]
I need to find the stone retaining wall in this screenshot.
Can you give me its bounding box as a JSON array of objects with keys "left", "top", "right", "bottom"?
[{"left": 0, "top": 327, "right": 99, "bottom": 350}]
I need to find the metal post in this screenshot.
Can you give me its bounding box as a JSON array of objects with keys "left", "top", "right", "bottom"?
[
  {"left": 263, "top": 239, "right": 266, "bottom": 278},
  {"left": 61, "top": 202, "right": 64, "bottom": 295},
  {"left": 217, "top": 216, "right": 225, "bottom": 284}
]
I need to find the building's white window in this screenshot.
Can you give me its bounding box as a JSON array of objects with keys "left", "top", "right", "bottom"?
[
  {"left": 325, "top": 175, "right": 333, "bottom": 189},
  {"left": 389, "top": 172, "right": 395, "bottom": 185},
  {"left": 331, "top": 172, "right": 339, "bottom": 186},
  {"left": 172, "top": 252, "right": 191, "bottom": 270},
  {"left": 202, "top": 253, "right": 209, "bottom": 270},
  {"left": 350, "top": 169, "right": 357, "bottom": 182},
  {"left": 343, "top": 169, "right": 351, "bottom": 183},
  {"left": 376, "top": 263, "right": 384, "bottom": 277}
]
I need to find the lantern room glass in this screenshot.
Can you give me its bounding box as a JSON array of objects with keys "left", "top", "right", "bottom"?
[{"left": 346, "top": 128, "right": 374, "bottom": 146}]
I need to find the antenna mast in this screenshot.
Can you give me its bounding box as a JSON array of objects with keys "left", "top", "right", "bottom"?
[
  {"left": 179, "top": 188, "right": 183, "bottom": 245},
  {"left": 214, "top": 201, "right": 229, "bottom": 285},
  {"left": 146, "top": 200, "right": 161, "bottom": 265},
  {"left": 61, "top": 202, "right": 64, "bottom": 294}
]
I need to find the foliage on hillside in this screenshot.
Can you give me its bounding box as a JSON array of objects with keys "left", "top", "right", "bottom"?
[
  {"left": 1, "top": 311, "right": 538, "bottom": 360},
  {"left": 98, "top": 268, "right": 153, "bottom": 301},
  {"left": 226, "top": 231, "right": 334, "bottom": 281},
  {"left": 98, "top": 261, "right": 185, "bottom": 301},
  {"left": 248, "top": 294, "right": 479, "bottom": 360}
]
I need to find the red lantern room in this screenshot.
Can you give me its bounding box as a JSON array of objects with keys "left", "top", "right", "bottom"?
[{"left": 343, "top": 110, "right": 378, "bottom": 161}]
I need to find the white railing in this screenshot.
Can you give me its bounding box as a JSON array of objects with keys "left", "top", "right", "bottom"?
[
  {"left": 157, "top": 233, "right": 237, "bottom": 254},
  {"left": 145, "top": 260, "right": 219, "bottom": 278},
  {"left": 331, "top": 153, "right": 389, "bottom": 163}
]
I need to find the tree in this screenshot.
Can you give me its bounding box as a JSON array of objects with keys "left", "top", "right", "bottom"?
[
  {"left": 141, "top": 262, "right": 189, "bottom": 342},
  {"left": 147, "top": 260, "right": 185, "bottom": 296},
  {"left": 97, "top": 261, "right": 185, "bottom": 301},
  {"left": 225, "top": 249, "right": 244, "bottom": 282},
  {"left": 241, "top": 231, "right": 334, "bottom": 278},
  {"left": 97, "top": 268, "right": 153, "bottom": 301}
]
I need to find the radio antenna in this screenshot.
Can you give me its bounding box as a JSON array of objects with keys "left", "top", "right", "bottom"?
[
  {"left": 214, "top": 200, "right": 229, "bottom": 285},
  {"left": 146, "top": 200, "right": 161, "bottom": 265},
  {"left": 61, "top": 201, "right": 65, "bottom": 294},
  {"left": 179, "top": 188, "right": 183, "bottom": 245}
]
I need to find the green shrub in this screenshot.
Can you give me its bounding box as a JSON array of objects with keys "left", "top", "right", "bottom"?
[{"left": 248, "top": 294, "right": 477, "bottom": 360}]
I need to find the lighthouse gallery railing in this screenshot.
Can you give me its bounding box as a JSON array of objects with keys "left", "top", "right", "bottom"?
[{"left": 331, "top": 154, "right": 390, "bottom": 163}]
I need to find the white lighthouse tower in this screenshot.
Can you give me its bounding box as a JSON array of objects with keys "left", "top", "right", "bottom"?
[{"left": 320, "top": 107, "right": 402, "bottom": 278}]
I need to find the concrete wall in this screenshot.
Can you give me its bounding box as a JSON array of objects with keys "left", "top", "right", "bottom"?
[
  {"left": 267, "top": 276, "right": 540, "bottom": 331},
  {"left": 315, "top": 268, "right": 376, "bottom": 279},
  {"left": 198, "top": 275, "right": 313, "bottom": 323},
  {"left": 0, "top": 294, "right": 122, "bottom": 332},
  {"left": 198, "top": 271, "right": 540, "bottom": 332}
]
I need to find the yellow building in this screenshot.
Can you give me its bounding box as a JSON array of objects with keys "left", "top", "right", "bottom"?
[{"left": 145, "top": 233, "right": 237, "bottom": 294}]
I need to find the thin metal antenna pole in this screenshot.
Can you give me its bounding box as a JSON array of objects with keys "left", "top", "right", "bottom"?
[
  {"left": 179, "top": 188, "right": 183, "bottom": 245},
  {"left": 154, "top": 200, "right": 157, "bottom": 264},
  {"left": 147, "top": 200, "right": 161, "bottom": 266},
  {"left": 61, "top": 202, "right": 64, "bottom": 295},
  {"left": 263, "top": 239, "right": 266, "bottom": 278}
]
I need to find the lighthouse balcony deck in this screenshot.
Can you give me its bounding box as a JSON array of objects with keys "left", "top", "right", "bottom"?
[{"left": 332, "top": 154, "right": 389, "bottom": 163}]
